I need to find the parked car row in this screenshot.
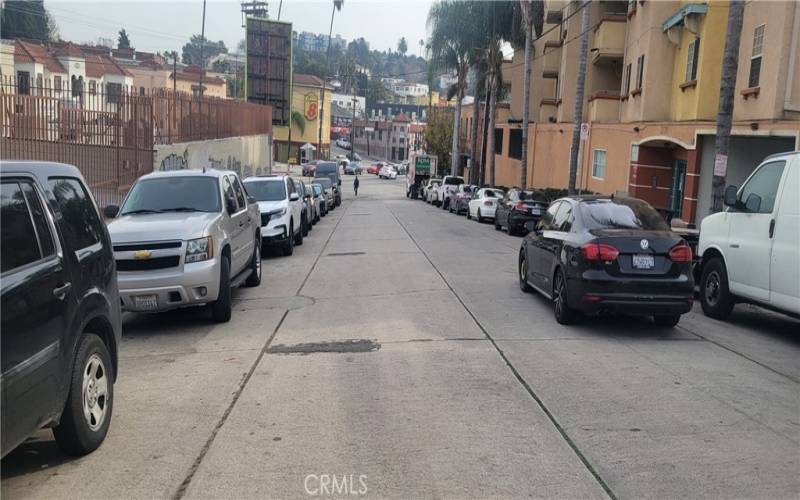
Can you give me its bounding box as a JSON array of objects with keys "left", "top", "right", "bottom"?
[
  {"left": 413, "top": 150, "right": 800, "bottom": 328},
  {"left": 0, "top": 160, "right": 344, "bottom": 460}
]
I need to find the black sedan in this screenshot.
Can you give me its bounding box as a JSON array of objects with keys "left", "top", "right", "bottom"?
[
  {"left": 518, "top": 196, "right": 694, "bottom": 327},
  {"left": 494, "top": 188, "right": 549, "bottom": 235}
]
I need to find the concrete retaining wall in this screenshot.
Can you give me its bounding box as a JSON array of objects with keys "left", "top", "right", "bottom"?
[{"left": 154, "top": 134, "right": 272, "bottom": 178}]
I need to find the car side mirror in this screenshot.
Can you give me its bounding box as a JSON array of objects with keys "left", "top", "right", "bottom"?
[
  {"left": 103, "top": 205, "right": 119, "bottom": 218},
  {"left": 226, "top": 198, "right": 237, "bottom": 214},
  {"left": 524, "top": 221, "right": 537, "bottom": 233},
  {"left": 723, "top": 185, "right": 738, "bottom": 207},
  {"left": 289, "top": 192, "right": 300, "bottom": 202},
  {"left": 744, "top": 193, "right": 762, "bottom": 213},
  {"left": 247, "top": 195, "right": 257, "bottom": 204},
  {"left": 338, "top": 179, "right": 342, "bottom": 186}
]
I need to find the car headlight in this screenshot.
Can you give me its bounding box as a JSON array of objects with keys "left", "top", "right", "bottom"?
[
  {"left": 185, "top": 236, "right": 213, "bottom": 263},
  {"left": 267, "top": 208, "right": 286, "bottom": 217}
]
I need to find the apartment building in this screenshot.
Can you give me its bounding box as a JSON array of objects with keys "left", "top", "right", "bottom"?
[
  {"left": 490, "top": 0, "right": 799, "bottom": 224},
  {"left": 352, "top": 112, "right": 412, "bottom": 161}
]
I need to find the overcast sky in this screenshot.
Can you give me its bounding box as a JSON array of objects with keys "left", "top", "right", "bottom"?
[{"left": 47, "top": 0, "right": 434, "bottom": 55}]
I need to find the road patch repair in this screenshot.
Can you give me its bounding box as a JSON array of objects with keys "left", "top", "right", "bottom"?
[{"left": 266, "top": 339, "right": 381, "bottom": 355}]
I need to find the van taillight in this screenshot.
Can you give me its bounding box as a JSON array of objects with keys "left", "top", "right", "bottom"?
[
  {"left": 582, "top": 242, "right": 619, "bottom": 261},
  {"left": 668, "top": 243, "right": 693, "bottom": 262}
]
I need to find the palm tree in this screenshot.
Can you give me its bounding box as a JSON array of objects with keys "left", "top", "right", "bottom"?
[
  {"left": 567, "top": 0, "right": 589, "bottom": 195},
  {"left": 468, "top": 60, "right": 483, "bottom": 183},
  {"left": 711, "top": 0, "right": 745, "bottom": 212},
  {"left": 427, "top": 0, "right": 474, "bottom": 175},
  {"left": 318, "top": 0, "right": 344, "bottom": 159},
  {"left": 518, "top": 0, "right": 544, "bottom": 189},
  {"left": 484, "top": 40, "right": 505, "bottom": 187}
]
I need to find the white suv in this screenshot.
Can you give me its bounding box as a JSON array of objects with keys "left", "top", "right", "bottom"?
[
  {"left": 698, "top": 151, "right": 799, "bottom": 319},
  {"left": 244, "top": 175, "right": 304, "bottom": 256},
  {"left": 437, "top": 175, "right": 465, "bottom": 210}
]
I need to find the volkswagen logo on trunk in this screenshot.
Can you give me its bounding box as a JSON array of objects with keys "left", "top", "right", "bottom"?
[{"left": 640, "top": 239, "right": 649, "bottom": 250}]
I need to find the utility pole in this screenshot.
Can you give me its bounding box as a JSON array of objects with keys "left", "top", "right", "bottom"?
[
  {"left": 350, "top": 91, "right": 357, "bottom": 160},
  {"left": 197, "top": 0, "right": 207, "bottom": 98},
  {"left": 711, "top": 0, "right": 745, "bottom": 213}
]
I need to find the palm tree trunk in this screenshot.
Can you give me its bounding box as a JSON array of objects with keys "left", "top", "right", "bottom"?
[
  {"left": 520, "top": 7, "right": 533, "bottom": 190},
  {"left": 318, "top": 1, "right": 338, "bottom": 160},
  {"left": 469, "top": 66, "right": 481, "bottom": 183},
  {"left": 486, "top": 70, "right": 498, "bottom": 187},
  {"left": 450, "top": 85, "right": 463, "bottom": 176},
  {"left": 478, "top": 78, "right": 491, "bottom": 186},
  {"left": 711, "top": 0, "right": 745, "bottom": 213},
  {"left": 567, "top": 0, "right": 589, "bottom": 195}
]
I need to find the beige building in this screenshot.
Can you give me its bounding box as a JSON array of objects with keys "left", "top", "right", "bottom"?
[{"left": 487, "top": 0, "right": 799, "bottom": 224}]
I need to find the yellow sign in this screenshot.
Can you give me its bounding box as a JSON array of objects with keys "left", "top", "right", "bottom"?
[
  {"left": 304, "top": 92, "right": 319, "bottom": 121},
  {"left": 133, "top": 250, "right": 152, "bottom": 260}
]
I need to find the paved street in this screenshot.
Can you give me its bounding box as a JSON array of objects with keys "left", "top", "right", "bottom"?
[{"left": 2, "top": 174, "right": 799, "bottom": 500}]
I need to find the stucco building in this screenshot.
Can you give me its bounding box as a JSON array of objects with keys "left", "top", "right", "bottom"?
[
  {"left": 484, "top": 0, "right": 799, "bottom": 224},
  {"left": 272, "top": 73, "right": 332, "bottom": 163}
]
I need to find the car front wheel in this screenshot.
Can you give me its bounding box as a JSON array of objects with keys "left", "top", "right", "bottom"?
[
  {"left": 245, "top": 237, "right": 262, "bottom": 287},
  {"left": 700, "top": 257, "right": 735, "bottom": 319},
  {"left": 519, "top": 253, "right": 533, "bottom": 293},
  {"left": 53, "top": 334, "right": 114, "bottom": 456},
  {"left": 211, "top": 256, "right": 232, "bottom": 322}
]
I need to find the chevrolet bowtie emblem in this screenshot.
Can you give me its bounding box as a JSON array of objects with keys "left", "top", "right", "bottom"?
[{"left": 133, "top": 250, "right": 152, "bottom": 260}]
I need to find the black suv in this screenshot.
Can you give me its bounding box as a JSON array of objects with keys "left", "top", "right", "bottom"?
[{"left": 1, "top": 161, "right": 121, "bottom": 458}]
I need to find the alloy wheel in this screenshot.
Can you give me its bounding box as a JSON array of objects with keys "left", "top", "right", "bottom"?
[
  {"left": 705, "top": 270, "right": 721, "bottom": 306},
  {"left": 82, "top": 354, "right": 109, "bottom": 431}
]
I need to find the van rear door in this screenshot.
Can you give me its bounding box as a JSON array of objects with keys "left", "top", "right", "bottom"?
[{"left": 769, "top": 156, "right": 800, "bottom": 313}]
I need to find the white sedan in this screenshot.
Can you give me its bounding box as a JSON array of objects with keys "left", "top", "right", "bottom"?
[
  {"left": 379, "top": 166, "right": 398, "bottom": 179},
  {"left": 467, "top": 188, "right": 505, "bottom": 222}
]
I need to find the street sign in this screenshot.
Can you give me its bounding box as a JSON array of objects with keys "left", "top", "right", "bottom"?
[
  {"left": 714, "top": 153, "right": 728, "bottom": 177},
  {"left": 416, "top": 156, "right": 431, "bottom": 173},
  {"left": 580, "top": 122, "right": 589, "bottom": 141}
]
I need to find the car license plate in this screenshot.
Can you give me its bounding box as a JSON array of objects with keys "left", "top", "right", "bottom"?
[
  {"left": 133, "top": 294, "right": 158, "bottom": 310},
  {"left": 530, "top": 208, "right": 541, "bottom": 215},
  {"left": 632, "top": 254, "right": 655, "bottom": 270}
]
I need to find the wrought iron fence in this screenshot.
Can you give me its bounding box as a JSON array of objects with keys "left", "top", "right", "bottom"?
[{"left": 1, "top": 76, "right": 272, "bottom": 206}]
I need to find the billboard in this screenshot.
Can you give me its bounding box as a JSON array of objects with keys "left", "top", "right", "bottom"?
[{"left": 245, "top": 18, "right": 291, "bottom": 126}]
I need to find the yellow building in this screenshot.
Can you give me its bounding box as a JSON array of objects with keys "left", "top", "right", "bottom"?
[
  {"left": 273, "top": 73, "right": 332, "bottom": 163},
  {"left": 168, "top": 65, "right": 227, "bottom": 98}
]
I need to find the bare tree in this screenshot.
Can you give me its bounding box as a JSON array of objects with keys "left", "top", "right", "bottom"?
[
  {"left": 567, "top": 1, "right": 589, "bottom": 195},
  {"left": 711, "top": 0, "right": 745, "bottom": 212}
]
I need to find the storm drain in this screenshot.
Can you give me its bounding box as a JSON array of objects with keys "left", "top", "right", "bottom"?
[
  {"left": 267, "top": 339, "right": 380, "bottom": 355},
  {"left": 326, "top": 251, "right": 366, "bottom": 257}
]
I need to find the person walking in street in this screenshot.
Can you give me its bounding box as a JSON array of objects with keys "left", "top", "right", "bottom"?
[{"left": 354, "top": 175, "right": 360, "bottom": 196}]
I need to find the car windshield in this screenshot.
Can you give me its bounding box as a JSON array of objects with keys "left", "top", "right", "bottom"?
[
  {"left": 120, "top": 176, "right": 220, "bottom": 214},
  {"left": 444, "top": 177, "right": 464, "bottom": 185},
  {"left": 244, "top": 180, "right": 286, "bottom": 201},
  {"left": 581, "top": 198, "right": 669, "bottom": 231}
]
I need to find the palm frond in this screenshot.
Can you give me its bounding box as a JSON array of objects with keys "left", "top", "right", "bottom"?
[{"left": 291, "top": 110, "right": 306, "bottom": 135}]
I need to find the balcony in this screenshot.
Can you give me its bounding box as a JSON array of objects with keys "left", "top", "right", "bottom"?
[
  {"left": 539, "top": 98, "right": 561, "bottom": 123},
  {"left": 541, "top": 44, "right": 561, "bottom": 79},
  {"left": 588, "top": 90, "right": 622, "bottom": 122},
  {"left": 591, "top": 15, "right": 627, "bottom": 65}
]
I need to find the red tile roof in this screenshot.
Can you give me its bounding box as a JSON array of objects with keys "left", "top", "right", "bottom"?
[
  {"left": 15, "top": 40, "right": 66, "bottom": 73},
  {"left": 54, "top": 42, "right": 83, "bottom": 58},
  {"left": 85, "top": 53, "right": 133, "bottom": 78},
  {"left": 393, "top": 112, "right": 410, "bottom": 123},
  {"left": 169, "top": 68, "right": 225, "bottom": 86},
  {"left": 293, "top": 73, "right": 325, "bottom": 88}
]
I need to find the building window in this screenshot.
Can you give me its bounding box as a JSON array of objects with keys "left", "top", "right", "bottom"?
[
  {"left": 748, "top": 24, "right": 764, "bottom": 88},
  {"left": 685, "top": 38, "right": 700, "bottom": 82},
  {"left": 106, "top": 82, "right": 122, "bottom": 104},
  {"left": 54, "top": 75, "right": 62, "bottom": 93},
  {"left": 622, "top": 63, "right": 631, "bottom": 95},
  {"left": 139, "top": 86, "right": 145, "bottom": 96},
  {"left": 494, "top": 128, "right": 503, "bottom": 155},
  {"left": 509, "top": 129, "right": 522, "bottom": 160},
  {"left": 87, "top": 79, "right": 95, "bottom": 95},
  {"left": 399, "top": 137, "right": 404, "bottom": 145},
  {"left": 378, "top": 130, "right": 383, "bottom": 140},
  {"left": 592, "top": 149, "right": 606, "bottom": 179},
  {"left": 17, "top": 71, "right": 30, "bottom": 95},
  {"left": 635, "top": 55, "right": 644, "bottom": 90},
  {"left": 36, "top": 74, "right": 43, "bottom": 92}
]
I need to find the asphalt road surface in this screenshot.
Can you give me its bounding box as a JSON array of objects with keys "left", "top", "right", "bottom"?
[{"left": 3, "top": 174, "right": 799, "bottom": 499}]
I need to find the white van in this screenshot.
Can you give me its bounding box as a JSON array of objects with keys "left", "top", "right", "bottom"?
[{"left": 697, "top": 151, "right": 799, "bottom": 319}]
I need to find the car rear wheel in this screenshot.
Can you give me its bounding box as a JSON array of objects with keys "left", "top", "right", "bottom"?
[
  {"left": 494, "top": 216, "right": 501, "bottom": 230},
  {"left": 211, "top": 256, "right": 232, "bottom": 322},
  {"left": 477, "top": 208, "right": 483, "bottom": 223},
  {"left": 519, "top": 253, "right": 533, "bottom": 293},
  {"left": 653, "top": 314, "right": 680, "bottom": 327},
  {"left": 700, "top": 257, "right": 735, "bottom": 319},
  {"left": 53, "top": 334, "right": 113, "bottom": 456},
  {"left": 553, "top": 270, "right": 578, "bottom": 325},
  {"left": 245, "top": 237, "right": 261, "bottom": 287}
]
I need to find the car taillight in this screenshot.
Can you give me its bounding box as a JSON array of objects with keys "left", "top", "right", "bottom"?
[
  {"left": 668, "top": 243, "right": 692, "bottom": 262},
  {"left": 513, "top": 202, "right": 526, "bottom": 211},
  {"left": 483, "top": 200, "right": 493, "bottom": 206},
  {"left": 582, "top": 242, "right": 620, "bottom": 261}
]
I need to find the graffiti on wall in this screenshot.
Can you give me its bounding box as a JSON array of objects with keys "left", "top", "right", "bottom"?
[
  {"left": 160, "top": 148, "right": 189, "bottom": 171},
  {"left": 154, "top": 135, "right": 272, "bottom": 176}
]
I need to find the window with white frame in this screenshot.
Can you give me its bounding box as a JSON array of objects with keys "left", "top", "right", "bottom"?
[
  {"left": 635, "top": 55, "right": 644, "bottom": 90},
  {"left": 622, "top": 63, "right": 631, "bottom": 94},
  {"left": 685, "top": 38, "right": 700, "bottom": 82},
  {"left": 748, "top": 24, "right": 764, "bottom": 88},
  {"left": 592, "top": 150, "right": 607, "bottom": 179}
]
